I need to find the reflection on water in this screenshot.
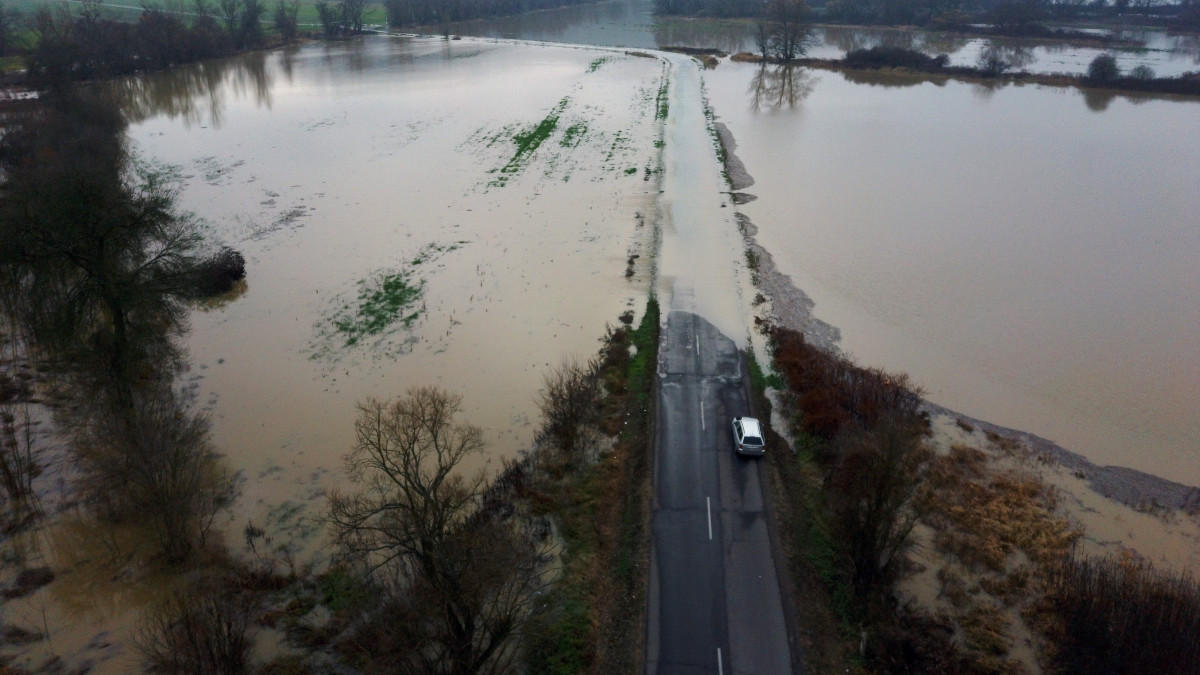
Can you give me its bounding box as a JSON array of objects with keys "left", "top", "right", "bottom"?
[
  {"left": 110, "top": 38, "right": 452, "bottom": 128},
  {"left": 748, "top": 65, "right": 819, "bottom": 110},
  {"left": 838, "top": 68, "right": 944, "bottom": 88},
  {"left": 45, "top": 515, "right": 172, "bottom": 619},
  {"left": 980, "top": 43, "right": 1036, "bottom": 70},
  {"left": 653, "top": 17, "right": 755, "bottom": 53},
  {"left": 114, "top": 50, "right": 276, "bottom": 128}
]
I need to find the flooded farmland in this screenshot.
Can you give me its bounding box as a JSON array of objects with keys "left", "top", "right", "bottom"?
[
  {"left": 3, "top": 35, "right": 667, "bottom": 671},
  {"left": 3, "top": 2, "right": 1200, "bottom": 670},
  {"left": 127, "top": 37, "right": 666, "bottom": 542},
  {"left": 454, "top": 0, "right": 1200, "bottom": 485}
]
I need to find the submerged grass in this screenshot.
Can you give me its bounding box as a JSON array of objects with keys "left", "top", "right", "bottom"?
[
  {"left": 311, "top": 242, "right": 464, "bottom": 360},
  {"left": 333, "top": 271, "right": 423, "bottom": 346},
  {"left": 490, "top": 98, "right": 570, "bottom": 187},
  {"left": 559, "top": 121, "right": 588, "bottom": 149},
  {"left": 587, "top": 56, "right": 612, "bottom": 73}
]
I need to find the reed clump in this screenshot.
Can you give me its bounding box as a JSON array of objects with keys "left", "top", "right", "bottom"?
[{"left": 1035, "top": 553, "right": 1200, "bottom": 674}]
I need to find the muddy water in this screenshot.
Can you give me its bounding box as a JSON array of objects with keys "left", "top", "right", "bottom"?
[
  {"left": 656, "top": 52, "right": 759, "bottom": 345},
  {"left": 127, "top": 35, "right": 664, "bottom": 542},
  {"left": 706, "top": 63, "right": 1200, "bottom": 485},
  {"left": 2, "top": 36, "right": 665, "bottom": 672}
]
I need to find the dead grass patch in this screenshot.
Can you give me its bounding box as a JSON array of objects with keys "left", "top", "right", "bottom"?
[
  {"left": 919, "top": 449, "right": 1078, "bottom": 572},
  {"left": 906, "top": 438, "right": 1079, "bottom": 673}
]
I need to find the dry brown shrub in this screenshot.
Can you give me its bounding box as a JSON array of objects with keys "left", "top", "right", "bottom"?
[
  {"left": 959, "top": 604, "right": 1012, "bottom": 656},
  {"left": 770, "top": 327, "right": 922, "bottom": 442},
  {"left": 938, "top": 566, "right": 971, "bottom": 608},
  {"left": 956, "top": 418, "right": 976, "bottom": 433},
  {"left": 921, "top": 454, "right": 1078, "bottom": 572},
  {"left": 979, "top": 568, "right": 1031, "bottom": 607},
  {"left": 984, "top": 430, "right": 1024, "bottom": 456}
]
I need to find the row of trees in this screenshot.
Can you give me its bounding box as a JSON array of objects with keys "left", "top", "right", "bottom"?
[
  {"left": 825, "top": 0, "right": 1200, "bottom": 30},
  {"left": 655, "top": 0, "right": 1200, "bottom": 30},
  {"left": 0, "top": 88, "right": 243, "bottom": 564},
  {"left": 382, "top": 0, "right": 598, "bottom": 29},
  {"left": 7, "top": 0, "right": 330, "bottom": 89},
  {"left": 769, "top": 328, "right": 931, "bottom": 609},
  {"left": 653, "top": 0, "right": 763, "bottom": 17}
]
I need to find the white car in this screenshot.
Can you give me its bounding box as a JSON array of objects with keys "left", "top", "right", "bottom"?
[{"left": 732, "top": 416, "right": 765, "bottom": 456}]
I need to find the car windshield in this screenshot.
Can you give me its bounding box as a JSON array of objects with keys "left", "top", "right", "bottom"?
[{"left": 743, "top": 435, "right": 763, "bottom": 446}]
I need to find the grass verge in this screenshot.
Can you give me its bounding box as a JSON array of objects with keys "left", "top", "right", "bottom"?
[{"left": 525, "top": 297, "right": 658, "bottom": 673}]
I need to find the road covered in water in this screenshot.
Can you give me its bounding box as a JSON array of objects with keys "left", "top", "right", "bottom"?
[{"left": 647, "top": 52, "right": 795, "bottom": 674}]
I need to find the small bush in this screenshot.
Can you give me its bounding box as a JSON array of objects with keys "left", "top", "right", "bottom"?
[
  {"left": 770, "top": 327, "right": 922, "bottom": 442},
  {"left": 192, "top": 246, "right": 246, "bottom": 297},
  {"left": 135, "top": 575, "right": 255, "bottom": 674},
  {"left": 866, "top": 605, "right": 959, "bottom": 673},
  {"left": 844, "top": 47, "right": 949, "bottom": 71},
  {"left": 1129, "top": 64, "right": 1155, "bottom": 81},
  {"left": 1087, "top": 54, "right": 1120, "bottom": 83}
]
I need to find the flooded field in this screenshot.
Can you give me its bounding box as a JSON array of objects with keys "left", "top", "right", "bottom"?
[
  {"left": 457, "top": 0, "right": 1200, "bottom": 485},
  {"left": 131, "top": 36, "right": 665, "bottom": 546},
  {"left": 4, "top": 5, "right": 1199, "bottom": 671},
  {"left": 3, "top": 35, "right": 667, "bottom": 671},
  {"left": 705, "top": 63, "right": 1200, "bottom": 485}
]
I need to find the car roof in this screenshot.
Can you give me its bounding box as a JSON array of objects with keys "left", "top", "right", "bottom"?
[{"left": 738, "top": 416, "right": 763, "bottom": 436}]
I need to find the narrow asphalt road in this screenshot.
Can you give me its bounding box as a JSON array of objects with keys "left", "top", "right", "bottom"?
[{"left": 645, "top": 310, "right": 794, "bottom": 674}]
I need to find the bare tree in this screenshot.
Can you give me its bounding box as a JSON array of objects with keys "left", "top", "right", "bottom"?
[
  {"left": 72, "top": 383, "right": 235, "bottom": 564},
  {"left": 342, "top": 0, "right": 369, "bottom": 33},
  {"left": 762, "top": 0, "right": 815, "bottom": 62},
  {"left": 753, "top": 19, "right": 773, "bottom": 58},
  {"left": 0, "top": 402, "right": 38, "bottom": 532},
  {"left": 328, "top": 387, "right": 548, "bottom": 673},
  {"left": 535, "top": 356, "right": 601, "bottom": 460},
  {"left": 135, "top": 574, "right": 255, "bottom": 674},
  {"left": 216, "top": 0, "right": 240, "bottom": 40}
]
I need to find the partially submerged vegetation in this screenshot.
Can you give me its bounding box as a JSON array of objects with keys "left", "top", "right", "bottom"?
[
  {"left": 311, "top": 242, "right": 464, "bottom": 358},
  {"left": 753, "top": 324, "right": 1200, "bottom": 672},
  {"left": 656, "top": 0, "right": 1200, "bottom": 35},
  {"left": 150, "top": 300, "right": 659, "bottom": 674},
  {"left": 789, "top": 45, "right": 1200, "bottom": 99}
]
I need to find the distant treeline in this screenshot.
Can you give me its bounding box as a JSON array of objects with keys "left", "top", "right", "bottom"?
[
  {"left": 653, "top": 0, "right": 761, "bottom": 17},
  {"left": 383, "top": 0, "right": 603, "bottom": 28},
  {"left": 9, "top": 0, "right": 307, "bottom": 89},
  {"left": 23, "top": 6, "right": 232, "bottom": 87},
  {"left": 656, "top": 0, "right": 1200, "bottom": 31},
  {"left": 826, "top": 0, "right": 1200, "bottom": 31}
]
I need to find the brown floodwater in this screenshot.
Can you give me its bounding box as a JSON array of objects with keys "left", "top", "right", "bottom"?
[
  {"left": 706, "top": 63, "right": 1200, "bottom": 485},
  {"left": 126, "top": 35, "right": 666, "bottom": 545},
  {"left": 3, "top": 35, "right": 666, "bottom": 672}
]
